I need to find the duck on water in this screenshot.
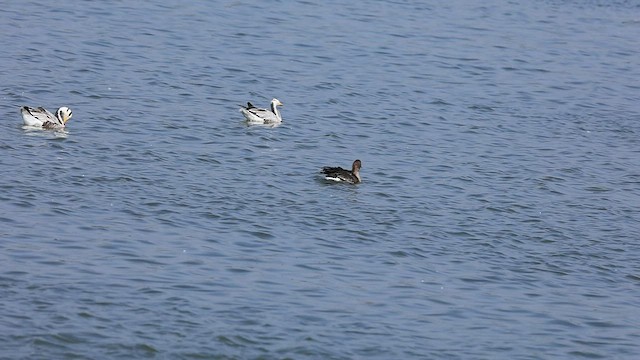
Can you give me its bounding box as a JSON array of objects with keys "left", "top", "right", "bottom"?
[
  {"left": 239, "top": 98, "right": 283, "bottom": 124},
  {"left": 321, "top": 160, "right": 362, "bottom": 184},
  {"left": 21, "top": 106, "right": 73, "bottom": 130}
]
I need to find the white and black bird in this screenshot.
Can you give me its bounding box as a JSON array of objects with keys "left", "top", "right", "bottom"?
[
  {"left": 20, "top": 106, "right": 73, "bottom": 129},
  {"left": 239, "top": 98, "right": 283, "bottom": 124},
  {"left": 321, "top": 160, "right": 362, "bottom": 184}
]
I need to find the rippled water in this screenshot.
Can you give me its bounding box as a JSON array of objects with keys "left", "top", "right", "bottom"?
[{"left": 1, "top": 0, "right": 639, "bottom": 359}]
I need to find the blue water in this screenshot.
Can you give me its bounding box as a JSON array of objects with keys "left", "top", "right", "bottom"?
[{"left": 1, "top": 1, "right": 639, "bottom": 359}]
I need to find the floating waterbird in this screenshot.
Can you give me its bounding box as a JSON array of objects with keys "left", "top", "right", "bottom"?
[
  {"left": 239, "top": 98, "right": 283, "bottom": 124},
  {"left": 321, "top": 159, "right": 362, "bottom": 184},
  {"left": 20, "top": 106, "right": 73, "bottom": 129}
]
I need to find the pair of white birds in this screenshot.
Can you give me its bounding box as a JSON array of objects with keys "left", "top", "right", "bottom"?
[
  {"left": 20, "top": 99, "right": 361, "bottom": 183},
  {"left": 19, "top": 98, "right": 282, "bottom": 129}
]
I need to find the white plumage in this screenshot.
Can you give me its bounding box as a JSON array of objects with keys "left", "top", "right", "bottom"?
[
  {"left": 239, "top": 98, "right": 283, "bottom": 124},
  {"left": 21, "top": 106, "right": 73, "bottom": 129}
]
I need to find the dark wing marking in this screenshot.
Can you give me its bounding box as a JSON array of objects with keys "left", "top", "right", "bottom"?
[
  {"left": 42, "top": 121, "right": 59, "bottom": 129},
  {"left": 23, "top": 106, "right": 57, "bottom": 124},
  {"left": 321, "top": 166, "right": 346, "bottom": 175}
]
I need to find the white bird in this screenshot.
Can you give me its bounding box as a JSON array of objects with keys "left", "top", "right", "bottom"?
[
  {"left": 239, "top": 98, "right": 283, "bottom": 124},
  {"left": 321, "top": 160, "right": 362, "bottom": 184},
  {"left": 20, "top": 106, "right": 73, "bottom": 129}
]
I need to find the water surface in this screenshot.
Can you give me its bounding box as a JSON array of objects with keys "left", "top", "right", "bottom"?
[{"left": 1, "top": 1, "right": 639, "bottom": 359}]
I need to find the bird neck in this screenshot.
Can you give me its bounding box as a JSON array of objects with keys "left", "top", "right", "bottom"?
[
  {"left": 55, "top": 113, "right": 65, "bottom": 125},
  {"left": 271, "top": 102, "right": 281, "bottom": 121},
  {"left": 353, "top": 170, "right": 361, "bottom": 183}
]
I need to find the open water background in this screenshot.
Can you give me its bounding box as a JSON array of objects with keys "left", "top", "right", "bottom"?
[{"left": 1, "top": 0, "right": 639, "bottom": 359}]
